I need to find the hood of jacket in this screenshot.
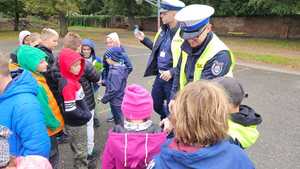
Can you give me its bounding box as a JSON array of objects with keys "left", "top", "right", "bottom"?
[
  {"left": 104, "top": 131, "right": 166, "bottom": 168},
  {"left": 231, "top": 105, "right": 262, "bottom": 126},
  {"left": 0, "top": 70, "right": 38, "bottom": 102},
  {"left": 81, "top": 39, "right": 96, "bottom": 59},
  {"left": 155, "top": 139, "right": 254, "bottom": 169},
  {"left": 17, "top": 45, "right": 47, "bottom": 73},
  {"left": 59, "top": 48, "right": 85, "bottom": 81}
]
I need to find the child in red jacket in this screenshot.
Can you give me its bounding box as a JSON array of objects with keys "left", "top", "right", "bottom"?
[{"left": 58, "top": 48, "right": 92, "bottom": 169}]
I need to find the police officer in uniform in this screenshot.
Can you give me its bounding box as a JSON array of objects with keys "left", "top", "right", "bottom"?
[
  {"left": 134, "top": 0, "right": 185, "bottom": 119},
  {"left": 170, "top": 4, "right": 236, "bottom": 100}
]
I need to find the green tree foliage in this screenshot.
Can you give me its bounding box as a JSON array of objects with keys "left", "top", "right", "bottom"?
[
  {"left": 182, "top": 0, "right": 300, "bottom": 16},
  {"left": 24, "top": 0, "right": 85, "bottom": 36},
  {"left": 79, "top": 0, "right": 104, "bottom": 15},
  {"left": 0, "top": 0, "right": 26, "bottom": 31},
  {"left": 101, "top": 0, "right": 155, "bottom": 28}
]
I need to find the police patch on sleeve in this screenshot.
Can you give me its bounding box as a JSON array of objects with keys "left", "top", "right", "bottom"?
[
  {"left": 146, "top": 160, "right": 156, "bottom": 169},
  {"left": 211, "top": 60, "right": 224, "bottom": 76}
]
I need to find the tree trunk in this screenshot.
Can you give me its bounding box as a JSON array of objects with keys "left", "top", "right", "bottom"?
[
  {"left": 59, "top": 12, "right": 68, "bottom": 37},
  {"left": 13, "top": 0, "right": 19, "bottom": 31}
]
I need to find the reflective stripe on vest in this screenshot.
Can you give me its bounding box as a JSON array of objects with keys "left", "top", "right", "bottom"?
[
  {"left": 154, "top": 28, "right": 184, "bottom": 68},
  {"left": 228, "top": 120, "right": 260, "bottom": 149},
  {"left": 180, "top": 33, "right": 236, "bottom": 90}
]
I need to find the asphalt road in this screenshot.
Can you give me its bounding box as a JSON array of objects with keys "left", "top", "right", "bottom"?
[{"left": 1, "top": 41, "right": 299, "bottom": 169}]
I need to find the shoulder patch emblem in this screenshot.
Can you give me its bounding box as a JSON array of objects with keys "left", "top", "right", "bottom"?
[{"left": 211, "top": 61, "right": 224, "bottom": 76}]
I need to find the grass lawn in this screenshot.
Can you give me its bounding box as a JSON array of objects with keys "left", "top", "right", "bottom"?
[
  {"left": 1, "top": 26, "right": 299, "bottom": 69},
  {"left": 235, "top": 52, "right": 300, "bottom": 69}
]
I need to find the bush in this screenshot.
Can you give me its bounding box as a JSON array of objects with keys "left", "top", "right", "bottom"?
[{"left": 68, "top": 15, "right": 111, "bottom": 27}]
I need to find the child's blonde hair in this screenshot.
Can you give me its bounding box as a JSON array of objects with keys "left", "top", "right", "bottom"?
[
  {"left": 0, "top": 53, "right": 10, "bottom": 76},
  {"left": 40, "top": 28, "right": 59, "bottom": 40},
  {"left": 63, "top": 32, "right": 81, "bottom": 51},
  {"left": 171, "top": 80, "right": 229, "bottom": 146}
]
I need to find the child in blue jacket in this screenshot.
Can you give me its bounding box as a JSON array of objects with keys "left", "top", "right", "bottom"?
[
  {"left": 0, "top": 55, "right": 50, "bottom": 158},
  {"left": 99, "top": 47, "right": 129, "bottom": 125}
]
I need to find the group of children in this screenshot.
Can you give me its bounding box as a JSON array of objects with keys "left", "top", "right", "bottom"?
[{"left": 0, "top": 28, "right": 262, "bottom": 169}]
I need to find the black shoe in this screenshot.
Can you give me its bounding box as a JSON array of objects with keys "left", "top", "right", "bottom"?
[
  {"left": 56, "top": 132, "right": 71, "bottom": 144},
  {"left": 93, "top": 117, "right": 100, "bottom": 128}
]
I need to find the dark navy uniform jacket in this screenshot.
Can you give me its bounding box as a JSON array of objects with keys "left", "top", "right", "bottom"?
[
  {"left": 170, "top": 32, "right": 232, "bottom": 99},
  {"left": 141, "top": 24, "right": 179, "bottom": 77}
]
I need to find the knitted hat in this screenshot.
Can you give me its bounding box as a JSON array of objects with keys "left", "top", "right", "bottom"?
[
  {"left": 0, "top": 125, "right": 11, "bottom": 168},
  {"left": 19, "top": 30, "right": 31, "bottom": 45},
  {"left": 121, "top": 84, "right": 153, "bottom": 120},
  {"left": 17, "top": 45, "right": 47, "bottom": 72},
  {"left": 104, "top": 47, "right": 124, "bottom": 63}
]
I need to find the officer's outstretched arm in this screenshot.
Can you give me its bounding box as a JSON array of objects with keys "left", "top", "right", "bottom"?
[{"left": 140, "top": 36, "right": 154, "bottom": 50}]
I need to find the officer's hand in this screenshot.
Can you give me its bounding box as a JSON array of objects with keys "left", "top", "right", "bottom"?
[
  {"left": 134, "top": 31, "right": 145, "bottom": 41},
  {"left": 160, "top": 70, "right": 172, "bottom": 81},
  {"left": 160, "top": 118, "right": 173, "bottom": 134}
]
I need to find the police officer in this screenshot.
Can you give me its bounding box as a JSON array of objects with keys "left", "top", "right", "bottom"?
[
  {"left": 160, "top": 4, "right": 236, "bottom": 134},
  {"left": 134, "top": 0, "right": 185, "bottom": 119},
  {"left": 170, "top": 4, "right": 236, "bottom": 100}
]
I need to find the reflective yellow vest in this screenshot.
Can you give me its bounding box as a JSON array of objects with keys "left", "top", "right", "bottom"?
[
  {"left": 228, "top": 120, "right": 260, "bottom": 149},
  {"left": 179, "top": 33, "right": 236, "bottom": 90},
  {"left": 154, "top": 28, "right": 184, "bottom": 68}
]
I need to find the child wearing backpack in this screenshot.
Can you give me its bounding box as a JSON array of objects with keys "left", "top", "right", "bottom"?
[{"left": 102, "top": 84, "right": 167, "bottom": 169}]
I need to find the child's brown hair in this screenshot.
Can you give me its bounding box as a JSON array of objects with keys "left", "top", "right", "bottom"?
[
  {"left": 40, "top": 28, "right": 59, "bottom": 40},
  {"left": 63, "top": 32, "right": 81, "bottom": 51},
  {"left": 171, "top": 80, "right": 229, "bottom": 146},
  {"left": 0, "top": 53, "right": 10, "bottom": 76}
]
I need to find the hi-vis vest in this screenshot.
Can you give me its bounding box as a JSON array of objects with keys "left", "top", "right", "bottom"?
[
  {"left": 180, "top": 33, "right": 236, "bottom": 89},
  {"left": 154, "top": 28, "right": 184, "bottom": 68},
  {"left": 228, "top": 120, "right": 260, "bottom": 149}
]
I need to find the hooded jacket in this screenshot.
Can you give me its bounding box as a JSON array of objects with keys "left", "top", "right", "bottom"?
[
  {"left": 101, "top": 64, "right": 128, "bottom": 106},
  {"left": 58, "top": 48, "right": 92, "bottom": 126},
  {"left": 17, "top": 45, "right": 64, "bottom": 136},
  {"left": 228, "top": 105, "right": 262, "bottom": 149},
  {"left": 102, "top": 128, "right": 167, "bottom": 169},
  {"left": 0, "top": 70, "right": 50, "bottom": 158},
  {"left": 80, "top": 39, "right": 102, "bottom": 110},
  {"left": 150, "top": 139, "right": 254, "bottom": 169},
  {"left": 81, "top": 39, "right": 97, "bottom": 61},
  {"left": 81, "top": 39, "right": 104, "bottom": 72}
]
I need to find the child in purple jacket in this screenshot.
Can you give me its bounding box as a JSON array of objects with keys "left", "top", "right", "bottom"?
[{"left": 101, "top": 84, "right": 167, "bottom": 169}]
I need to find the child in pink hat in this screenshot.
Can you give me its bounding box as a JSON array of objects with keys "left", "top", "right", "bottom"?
[{"left": 102, "top": 84, "right": 167, "bottom": 169}]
